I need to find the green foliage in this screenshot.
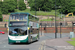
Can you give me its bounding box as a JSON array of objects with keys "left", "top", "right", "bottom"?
[
  {"left": 4, "top": 19, "right": 8, "bottom": 22},
  {"left": 8, "top": 0, "right": 17, "bottom": 12},
  {"left": 1, "top": 2, "right": 8, "bottom": 14},
  {"left": 29, "top": 0, "right": 54, "bottom": 11},
  {"left": 4, "top": 0, "right": 17, "bottom": 2},
  {"left": 28, "top": 0, "right": 35, "bottom": 7},
  {"left": 71, "top": 38, "right": 75, "bottom": 41},
  {"left": 29, "top": 0, "right": 75, "bottom": 14},
  {"left": 0, "top": 0, "right": 26, "bottom": 14},
  {"left": 1, "top": 0, "right": 75, "bottom": 15},
  {"left": 67, "top": 41, "right": 75, "bottom": 46},
  {"left": 59, "top": 0, "right": 75, "bottom": 14},
  {"left": 0, "top": 1, "right": 2, "bottom": 8},
  {"left": 67, "top": 38, "right": 75, "bottom": 46},
  {"left": 40, "top": 18, "right": 53, "bottom": 21},
  {"left": 0, "top": 9, "right": 3, "bottom": 21},
  {"left": 0, "top": 0, "right": 17, "bottom": 14},
  {"left": 19, "top": 0, "right": 26, "bottom": 11},
  {"left": 15, "top": 9, "right": 56, "bottom": 16}
]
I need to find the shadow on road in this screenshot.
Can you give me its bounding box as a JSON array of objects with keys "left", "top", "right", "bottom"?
[
  {"left": 45, "top": 45, "right": 57, "bottom": 50},
  {"left": 9, "top": 40, "right": 38, "bottom": 45}
]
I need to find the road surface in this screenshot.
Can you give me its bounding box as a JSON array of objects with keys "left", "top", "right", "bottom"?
[{"left": 0, "top": 33, "right": 74, "bottom": 50}]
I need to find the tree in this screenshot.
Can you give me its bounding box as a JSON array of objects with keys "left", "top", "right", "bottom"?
[
  {"left": 0, "top": 9, "right": 3, "bottom": 21},
  {"left": 0, "top": 0, "right": 17, "bottom": 14},
  {"left": 29, "top": 0, "right": 53, "bottom": 11},
  {"left": 0, "top": 1, "right": 3, "bottom": 8},
  {"left": 59, "top": 0, "right": 75, "bottom": 14},
  {"left": 1, "top": 2, "right": 9, "bottom": 14},
  {"left": 41, "top": 0, "right": 53, "bottom": 11},
  {"left": 28, "top": 0, "right": 34, "bottom": 7},
  {"left": 8, "top": 0, "right": 17, "bottom": 12},
  {"left": 19, "top": 0, "right": 26, "bottom": 11},
  {"left": 70, "top": 0, "right": 75, "bottom": 13}
]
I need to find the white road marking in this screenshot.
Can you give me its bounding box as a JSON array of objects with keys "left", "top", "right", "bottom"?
[{"left": 38, "top": 40, "right": 46, "bottom": 50}]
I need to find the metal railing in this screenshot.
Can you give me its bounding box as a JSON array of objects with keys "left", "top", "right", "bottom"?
[
  {"left": 40, "top": 22, "right": 68, "bottom": 27},
  {"left": 0, "top": 24, "right": 7, "bottom": 28}
]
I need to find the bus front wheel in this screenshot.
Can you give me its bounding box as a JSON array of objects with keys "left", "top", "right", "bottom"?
[{"left": 28, "top": 36, "right": 32, "bottom": 43}]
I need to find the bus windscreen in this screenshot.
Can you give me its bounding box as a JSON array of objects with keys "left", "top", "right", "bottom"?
[{"left": 9, "top": 27, "right": 27, "bottom": 36}]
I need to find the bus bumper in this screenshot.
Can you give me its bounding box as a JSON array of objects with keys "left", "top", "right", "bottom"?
[{"left": 8, "top": 37, "right": 28, "bottom": 43}]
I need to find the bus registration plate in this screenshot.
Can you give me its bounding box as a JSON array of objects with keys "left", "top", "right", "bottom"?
[{"left": 16, "top": 41, "right": 20, "bottom": 43}]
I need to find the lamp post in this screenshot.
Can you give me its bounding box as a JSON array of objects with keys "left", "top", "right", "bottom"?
[
  {"left": 55, "top": 0, "right": 57, "bottom": 38},
  {"left": 17, "top": 0, "right": 19, "bottom": 10},
  {"left": 60, "top": 23, "right": 62, "bottom": 38},
  {"left": 72, "top": 22, "right": 73, "bottom": 32},
  {"left": 45, "top": 23, "right": 47, "bottom": 33},
  {"left": 40, "top": 23, "right": 42, "bottom": 36},
  {"left": 35, "top": 0, "right": 36, "bottom": 16},
  {"left": 64, "top": 15, "right": 65, "bottom": 27}
]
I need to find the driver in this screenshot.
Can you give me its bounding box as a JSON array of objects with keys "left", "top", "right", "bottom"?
[{"left": 12, "top": 29, "right": 17, "bottom": 34}]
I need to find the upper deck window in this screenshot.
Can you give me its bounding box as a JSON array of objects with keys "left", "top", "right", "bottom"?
[{"left": 10, "top": 14, "right": 27, "bottom": 21}]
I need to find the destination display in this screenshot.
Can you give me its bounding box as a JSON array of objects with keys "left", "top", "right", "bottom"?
[
  {"left": 10, "top": 14, "right": 27, "bottom": 21},
  {"left": 9, "top": 22, "right": 27, "bottom": 26}
]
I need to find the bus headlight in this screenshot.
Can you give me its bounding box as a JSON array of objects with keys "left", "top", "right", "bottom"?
[
  {"left": 28, "top": 27, "right": 30, "bottom": 30},
  {"left": 8, "top": 35, "right": 15, "bottom": 39},
  {"left": 7, "top": 28, "right": 9, "bottom": 31}
]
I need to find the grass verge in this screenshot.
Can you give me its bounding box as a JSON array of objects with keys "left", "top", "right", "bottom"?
[
  {"left": 67, "top": 38, "right": 75, "bottom": 46},
  {"left": 15, "top": 9, "right": 59, "bottom": 16},
  {"left": 4, "top": 19, "right": 9, "bottom": 22},
  {"left": 71, "top": 38, "right": 75, "bottom": 41},
  {"left": 67, "top": 41, "right": 75, "bottom": 46}
]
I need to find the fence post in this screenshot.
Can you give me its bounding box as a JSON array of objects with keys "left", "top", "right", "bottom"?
[{"left": 60, "top": 23, "right": 62, "bottom": 38}]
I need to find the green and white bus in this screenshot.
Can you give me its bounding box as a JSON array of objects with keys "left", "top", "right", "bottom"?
[{"left": 8, "top": 12, "right": 39, "bottom": 44}]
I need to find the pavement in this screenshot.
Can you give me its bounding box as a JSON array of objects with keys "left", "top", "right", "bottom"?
[{"left": 44, "top": 37, "right": 75, "bottom": 50}]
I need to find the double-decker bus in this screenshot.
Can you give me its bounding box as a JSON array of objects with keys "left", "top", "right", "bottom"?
[{"left": 8, "top": 12, "right": 39, "bottom": 44}]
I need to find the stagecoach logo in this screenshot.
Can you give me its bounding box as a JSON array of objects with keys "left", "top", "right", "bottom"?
[{"left": 15, "top": 36, "right": 20, "bottom": 38}]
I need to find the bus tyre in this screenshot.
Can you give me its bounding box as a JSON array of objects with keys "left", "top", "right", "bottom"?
[
  {"left": 28, "top": 39, "right": 31, "bottom": 44},
  {"left": 30, "top": 37, "right": 32, "bottom": 42},
  {"left": 8, "top": 42, "right": 12, "bottom": 44}
]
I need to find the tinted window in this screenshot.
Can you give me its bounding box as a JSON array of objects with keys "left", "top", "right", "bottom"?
[
  {"left": 29, "top": 15, "right": 39, "bottom": 22},
  {"left": 9, "top": 27, "right": 27, "bottom": 36}
]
